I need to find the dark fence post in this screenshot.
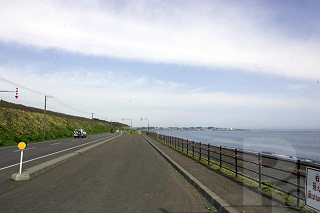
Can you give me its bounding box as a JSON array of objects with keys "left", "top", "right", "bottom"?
[
  {"left": 235, "top": 149, "right": 238, "bottom": 178},
  {"left": 219, "top": 146, "right": 222, "bottom": 169},
  {"left": 199, "top": 142, "right": 202, "bottom": 161},
  {"left": 175, "top": 137, "right": 176, "bottom": 149},
  {"left": 182, "top": 139, "right": 184, "bottom": 153},
  {"left": 178, "top": 138, "right": 180, "bottom": 150},
  {"left": 297, "top": 159, "right": 301, "bottom": 208},
  {"left": 192, "top": 141, "right": 195, "bottom": 159},
  {"left": 258, "top": 153, "right": 262, "bottom": 188},
  {"left": 187, "top": 139, "right": 189, "bottom": 154},
  {"left": 207, "top": 143, "right": 210, "bottom": 166}
]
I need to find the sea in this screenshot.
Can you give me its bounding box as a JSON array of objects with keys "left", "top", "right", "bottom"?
[{"left": 156, "top": 130, "right": 320, "bottom": 163}]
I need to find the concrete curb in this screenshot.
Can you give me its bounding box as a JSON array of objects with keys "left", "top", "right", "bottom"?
[
  {"left": 142, "top": 135, "right": 238, "bottom": 213},
  {"left": 11, "top": 135, "right": 121, "bottom": 181}
]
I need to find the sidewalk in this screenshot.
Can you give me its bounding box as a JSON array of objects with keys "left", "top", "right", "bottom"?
[{"left": 145, "top": 135, "right": 294, "bottom": 213}]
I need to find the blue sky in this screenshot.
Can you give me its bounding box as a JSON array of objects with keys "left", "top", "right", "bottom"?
[{"left": 0, "top": 0, "right": 319, "bottom": 129}]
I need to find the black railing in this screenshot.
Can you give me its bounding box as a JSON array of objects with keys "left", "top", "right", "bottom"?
[{"left": 146, "top": 131, "right": 320, "bottom": 209}]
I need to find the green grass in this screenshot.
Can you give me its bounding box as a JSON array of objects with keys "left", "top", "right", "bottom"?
[
  {"left": 0, "top": 108, "right": 123, "bottom": 147},
  {"left": 149, "top": 135, "right": 314, "bottom": 212}
]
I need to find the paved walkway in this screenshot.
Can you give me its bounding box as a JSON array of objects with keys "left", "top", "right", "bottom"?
[{"left": 145, "top": 135, "right": 295, "bottom": 213}]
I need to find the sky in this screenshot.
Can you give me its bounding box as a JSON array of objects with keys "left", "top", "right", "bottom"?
[{"left": 0, "top": 0, "right": 319, "bottom": 129}]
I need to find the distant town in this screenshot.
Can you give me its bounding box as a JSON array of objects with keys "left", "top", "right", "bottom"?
[{"left": 137, "top": 127, "right": 248, "bottom": 131}]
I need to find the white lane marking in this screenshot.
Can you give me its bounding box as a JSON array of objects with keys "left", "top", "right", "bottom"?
[
  {"left": 13, "top": 147, "right": 37, "bottom": 152},
  {"left": 0, "top": 135, "right": 116, "bottom": 171},
  {"left": 0, "top": 137, "right": 74, "bottom": 150},
  {"left": 51, "top": 142, "right": 62, "bottom": 146}
]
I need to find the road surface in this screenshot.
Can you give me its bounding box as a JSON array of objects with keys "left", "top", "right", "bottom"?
[
  {"left": 0, "top": 134, "right": 213, "bottom": 212},
  {"left": 0, "top": 133, "right": 119, "bottom": 194}
]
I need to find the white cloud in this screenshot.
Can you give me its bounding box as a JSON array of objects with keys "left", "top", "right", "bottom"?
[
  {"left": 287, "top": 84, "right": 307, "bottom": 90},
  {"left": 0, "top": 0, "right": 319, "bottom": 80},
  {"left": 1, "top": 66, "right": 319, "bottom": 128}
]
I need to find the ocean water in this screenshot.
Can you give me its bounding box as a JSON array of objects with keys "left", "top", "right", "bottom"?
[{"left": 156, "top": 130, "right": 320, "bottom": 163}]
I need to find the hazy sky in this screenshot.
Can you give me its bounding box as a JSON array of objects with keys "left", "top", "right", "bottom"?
[{"left": 0, "top": 0, "right": 319, "bottom": 129}]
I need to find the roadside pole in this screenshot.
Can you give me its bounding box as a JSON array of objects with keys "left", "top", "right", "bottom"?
[
  {"left": 18, "top": 142, "right": 27, "bottom": 174},
  {"left": 43, "top": 95, "right": 52, "bottom": 137}
]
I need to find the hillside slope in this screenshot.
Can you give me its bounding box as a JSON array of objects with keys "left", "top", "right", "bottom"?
[{"left": 0, "top": 100, "right": 125, "bottom": 147}]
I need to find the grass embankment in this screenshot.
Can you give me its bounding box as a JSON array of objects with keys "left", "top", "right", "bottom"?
[{"left": 0, "top": 107, "right": 118, "bottom": 147}]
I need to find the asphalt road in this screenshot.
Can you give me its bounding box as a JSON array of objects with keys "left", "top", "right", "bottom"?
[
  {"left": 0, "top": 134, "right": 213, "bottom": 213},
  {"left": 0, "top": 133, "right": 120, "bottom": 194}
]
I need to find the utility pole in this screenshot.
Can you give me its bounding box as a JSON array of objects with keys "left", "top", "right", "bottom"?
[
  {"left": 122, "top": 118, "right": 132, "bottom": 129},
  {"left": 141, "top": 118, "right": 149, "bottom": 132},
  {"left": 43, "top": 95, "right": 52, "bottom": 136},
  {"left": 91, "top": 113, "right": 94, "bottom": 133}
]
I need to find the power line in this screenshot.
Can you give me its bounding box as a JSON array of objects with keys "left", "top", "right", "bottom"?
[
  {"left": 0, "top": 76, "right": 93, "bottom": 116},
  {"left": 51, "top": 97, "right": 91, "bottom": 115},
  {"left": 0, "top": 95, "right": 44, "bottom": 108},
  {"left": 0, "top": 76, "right": 48, "bottom": 96}
]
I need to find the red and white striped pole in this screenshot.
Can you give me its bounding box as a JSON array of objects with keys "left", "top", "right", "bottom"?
[{"left": 15, "top": 88, "right": 18, "bottom": 99}]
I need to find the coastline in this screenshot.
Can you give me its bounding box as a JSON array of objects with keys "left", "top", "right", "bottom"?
[{"left": 156, "top": 129, "right": 320, "bottom": 164}]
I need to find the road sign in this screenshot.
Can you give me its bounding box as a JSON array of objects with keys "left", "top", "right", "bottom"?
[
  {"left": 17, "top": 142, "right": 27, "bottom": 174},
  {"left": 306, "top": 167, "right": 320, "bottom": 212},
  {"left": 18, "top": 142, "right": 27, "bottom": 150}
]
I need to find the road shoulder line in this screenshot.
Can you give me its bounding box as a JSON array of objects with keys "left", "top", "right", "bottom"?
[
  {"left": 142, "top": 135, "right": 238, "bottom": 213},
  {"left": 11, "top": 134, "right": 121, "bottom": 181}
]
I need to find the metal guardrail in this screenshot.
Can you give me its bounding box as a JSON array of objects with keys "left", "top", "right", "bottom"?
[{"left": 146, "top": 131, "right": 320, "bottom": 209}]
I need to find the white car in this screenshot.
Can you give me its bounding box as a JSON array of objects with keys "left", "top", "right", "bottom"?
[{"left": 74, "top": 129, "right": 87, "bottom": 138}]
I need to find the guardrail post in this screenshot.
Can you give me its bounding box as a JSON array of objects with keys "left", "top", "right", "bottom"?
[
  {"left": 175, "top": 137, "right": 176, "bottom": 149},
  {"left": 258, "top": 153, "right": 262, "bottom": 188},
  {"left": 192, "top": 141, "right": 195, "bottom": 158},
  {"left": 297, "top": 159, "right": 301, "bottom": 208},
  {"left": 207, "top": 143, "right": 210, "bottom": 166},
  {"left": 235, "top": 149, "right": 238, "bottom": 178},
  {"left": 199, "top": 142, "right": 202, "bottom": 161},
  {"left": 219, "top": 146, "right": 222, "bottom": 169},
  {"left": 178, "top": 138, "right": 180, "bottom": 151},
  {"left": 186, "top": 139, "right": 189, "bottom": 154}
]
